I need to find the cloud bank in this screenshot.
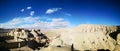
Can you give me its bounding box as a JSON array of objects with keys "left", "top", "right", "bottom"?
[
  {"left": 0, "top": 17, "right": 70, "bottom": 29},
  {"left": 1, "top": 7, "right": 72, "bottom": 29},
  {"left": 46, "top": 8, "right": 62, "bottom": 14}
]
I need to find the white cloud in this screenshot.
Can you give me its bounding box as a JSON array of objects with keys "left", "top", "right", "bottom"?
[
  {"left": 27, "top": 6, "right": 32, "bottom": 10},
  {"left": 0, "top": 17, "right": 70, "bottom": 29},
  {"left": 50, "top": 18, "right": 70, "bottom": 28},
  {"left": 46, "top": 8, "right": 62, "bottom": 14},
  {"left": 21, "top": 9, "right": 24, "bottom": 12},
  {"left": 30, "top": 11, "right": 35, "bottom": 16},
  {"left": 52, "top": 18, "right": 64, "bottom": 22}
]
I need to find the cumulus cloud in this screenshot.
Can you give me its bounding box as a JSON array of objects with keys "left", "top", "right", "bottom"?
[
  {"left": 27, "top": 6, "right": 32, "bottom": 10},
  {"left": 30, "top": 11, "right": 35, "bottom": 16},
  {"left": 46, "top": 8, "right": 62, "bottom": 14},
  {"left": 0, "top": 17, "right": 70, "bottom": 29},
  {"left": 21, "top": 9, "right": 24, "bottom": 12},
  {"left": 50, "top": 18, "right": 70, "bottom": 28},
  {"left": 52, "top": 18, "right": 64, "bottom": 22}
]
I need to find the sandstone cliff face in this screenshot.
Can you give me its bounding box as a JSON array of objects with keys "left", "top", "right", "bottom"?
[
  {"left": 7, "top": 24, "right": 120, "bottom": 51},
  {"left": 72, "top": 24, "right": 118, "bottom": 50},
  {"left": 8, "top": 28, "right": 29, "bottom": 41},
  {"left": 8, "top": 28, "right": 49, "bottom": 44},
  {"left": 48, "top": 24, "right": 120, "bottom": 51}
]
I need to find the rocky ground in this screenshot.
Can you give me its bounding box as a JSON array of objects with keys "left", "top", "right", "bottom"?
[{"left": 0, "top": 24, "right": 120, "bottom": 51}]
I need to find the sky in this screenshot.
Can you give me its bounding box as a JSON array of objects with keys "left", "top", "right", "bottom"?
[{"left": 0, "top": 0, "right": 120, "bottom": 29}]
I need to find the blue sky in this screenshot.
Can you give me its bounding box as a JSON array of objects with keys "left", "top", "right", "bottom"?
[{"left": 0, "top": 0, "right": 120, "bottom": 29}]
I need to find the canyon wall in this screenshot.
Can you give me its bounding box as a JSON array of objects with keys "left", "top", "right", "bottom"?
[
  {"left": 7, "top": 24, "right": 120, "bottom": 51},
  {"left": 49, "top": 24, "right": 120, "bottom": 51}
]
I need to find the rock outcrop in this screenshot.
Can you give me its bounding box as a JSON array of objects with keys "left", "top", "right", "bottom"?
[
  {"left": 6, "top": 24, "right": 120, "bottom": 51},
  {"left": 48, "top": 24, "right": 120, "bottom": 51},
  {"left": 7, "top": 28, "right": 50, "bottom": 50}
]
